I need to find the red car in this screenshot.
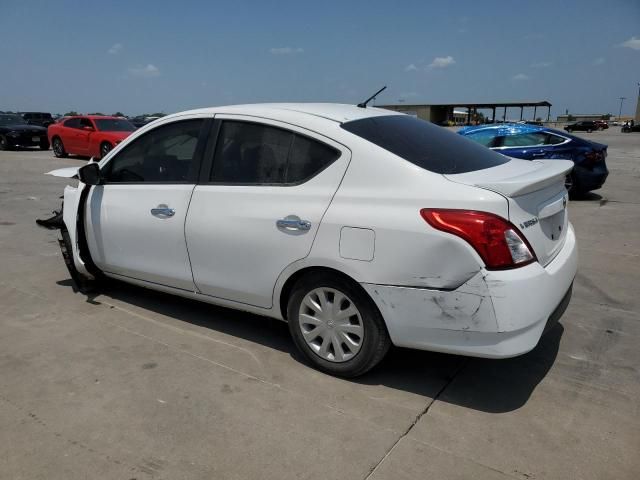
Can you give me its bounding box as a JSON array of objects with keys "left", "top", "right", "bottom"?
[{"left": 48, "top": 115, "right": 136, "bottom": 159}]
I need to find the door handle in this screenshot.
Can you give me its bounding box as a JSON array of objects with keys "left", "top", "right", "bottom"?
[
  {"left": 276, "top": 216, "right": 311, "bottom": 231},
  {"left": 151, "top": 205, "right": 175, "bottom": 217},
  {"left": 532, "top": 152, "right": 546, "bottom": 157}
]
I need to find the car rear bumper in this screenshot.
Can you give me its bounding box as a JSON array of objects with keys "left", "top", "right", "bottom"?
[
  {"left": 362, "top": 224, "right": 578, "bottom": 358},
  {"left": 574, "top": 164, "right": 608, "bottom": 192}
]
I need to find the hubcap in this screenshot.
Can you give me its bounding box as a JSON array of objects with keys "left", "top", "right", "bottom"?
[
  {"left": 53, "top": 139, "right": 62, "bottom": 154},
  {"left": 298, "top": 287, "right": 364, "bottom": 363}
]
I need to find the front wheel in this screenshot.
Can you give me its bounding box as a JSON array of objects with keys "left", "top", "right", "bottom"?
[
  {"left": 52, "top": 137, "right": 68, "bottom": 158},
  {"left": 100, "top": 142, "right": 112, "bottom": 159},
  {"left": 287, "top": 273, "right": 391, "bottom": 377}
]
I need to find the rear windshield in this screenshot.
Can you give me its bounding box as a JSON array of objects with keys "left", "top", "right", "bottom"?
[{"left": 341, "top": 115, "right": 509, "bottom": 174}]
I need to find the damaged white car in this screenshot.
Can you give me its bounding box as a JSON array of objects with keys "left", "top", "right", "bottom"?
[{"left": 44, "top": 103, "right": 577, "bottom": 377}]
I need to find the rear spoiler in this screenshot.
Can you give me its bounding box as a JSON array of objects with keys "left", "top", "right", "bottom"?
[{"left": 445, "top": 159, "right": 573, "bottom": 197}]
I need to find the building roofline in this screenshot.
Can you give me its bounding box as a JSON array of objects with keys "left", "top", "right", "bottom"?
[{"left": 380, "top": 101, "right": 552, "bottom": 108}]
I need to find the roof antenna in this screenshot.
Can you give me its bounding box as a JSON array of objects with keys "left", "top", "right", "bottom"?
[{"left": 357, "top": 86, "right": 387, "bottom": 108}]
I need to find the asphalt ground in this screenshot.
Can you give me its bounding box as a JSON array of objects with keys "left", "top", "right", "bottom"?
[{"left": 0, "top": 128, "right": 638, "bottom": 479}]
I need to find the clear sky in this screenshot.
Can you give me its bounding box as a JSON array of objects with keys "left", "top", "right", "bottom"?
[{"left": 1, "top": 0, "right": 639, "bottom": 118}]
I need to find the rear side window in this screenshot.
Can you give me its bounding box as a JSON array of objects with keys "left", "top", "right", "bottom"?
[
  {"left": 545, "top": 133, "right": 566, "bottom": 145},
  {"left": 64, "top": 118, "right": 81, "bottom": 129},
  {"left": 210, "top": 121, "right": 339, "bottom": 184},
  {"left": 501, "top": 132, "right": 547, "bottom": 147},
  {"left": 466, "top": 130, "right": 498, "bottom": 147},
  {"left": 341, "top": 115, "right": 508, "bottom": 174}
]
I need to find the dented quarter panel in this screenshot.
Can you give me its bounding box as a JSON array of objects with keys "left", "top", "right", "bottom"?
[{"left": 362, "top": 270, "right": 499, "bottom": 341}]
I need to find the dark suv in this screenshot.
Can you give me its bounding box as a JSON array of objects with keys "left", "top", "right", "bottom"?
[
  {"left": 21, "top": 112, "right": 55, "bottom": 128},
  {"left": 564, "top": 121, "right": 598, "bottom": 133}
]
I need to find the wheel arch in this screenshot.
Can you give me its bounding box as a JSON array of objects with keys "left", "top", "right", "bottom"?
[{"left": 277, "top": 264, "right": 370, "bottom": 321}]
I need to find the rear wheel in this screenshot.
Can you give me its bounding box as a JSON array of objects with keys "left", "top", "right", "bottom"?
[
  {"left": 587, "top": 128, "right": 592, "bottom": 133},
  {"left": 100, "top": 142, "right": 112, "bottom": 159},
  {"left": 287, "top": 272, "right": 390, "bottom": 377},
  {"left": 52, "top": 137, "right": 68, "bottom": 158}
]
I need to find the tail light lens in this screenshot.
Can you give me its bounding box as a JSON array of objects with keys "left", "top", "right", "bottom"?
[
  {"left": 420, "top": 209, "right": 536, "bottom": 270},
  {"left": 583, "top": 150, "right": 603, "bottom": 167}
]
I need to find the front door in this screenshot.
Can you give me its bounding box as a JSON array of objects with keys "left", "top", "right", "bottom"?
[
  {"left": 84, "top": 117, "right": 208, "bottom": 290},
  {"left": 185, "top": 116, "right": 350, "bottom": 308}
]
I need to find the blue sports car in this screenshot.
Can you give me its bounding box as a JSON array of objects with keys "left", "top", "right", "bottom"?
[{"left": 458, "top": 124, "right": 608, "bottom": 196}]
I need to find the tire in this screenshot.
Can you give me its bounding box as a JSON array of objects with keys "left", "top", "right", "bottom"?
[
  {"left": 52, "top": 137, "right": 68, "bottom": 158},
  {"left": 59, "top": 229, "right": 97, "bottom": 294},
  {"left": 287, "top": 272, "right": 391, "bottom": 377},
  {"left": 0, "top": 134, "right": 11, "bottom": 151},
  {"left": 566, "top": 128, "right": 572, "bottom": 133},
  {"left": 39, "top": 140, "right": 50, "bottom": 150},
  {"left": 587, "top": 128, "right": 592, "bottom": 133},
  {"left": 100, "top": 142, "right": 112, "bottom": 159}
]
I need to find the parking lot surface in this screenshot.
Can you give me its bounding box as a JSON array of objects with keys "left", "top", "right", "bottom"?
[{"left": 1, "top": 129, "right": 639, "bottom": 479}]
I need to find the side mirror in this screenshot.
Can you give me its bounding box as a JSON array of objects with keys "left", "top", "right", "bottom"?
[{"left": 78, "top": 163, "right": 101, "bottom": 185}]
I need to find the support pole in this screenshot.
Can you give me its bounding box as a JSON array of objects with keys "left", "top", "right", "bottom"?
[
  {"left": 503, "top": 106, "right": 507, "bottom": 122},
  {"left": 547, "top": 106, "right": 551, "bottom": 122},
  {"left": 520, "top": 106, "right": 523, "bottom": 121},
  {"left": 533, "top": 106, "right": 537, "bottom": 121},
  {"left": 492, "top": 106, "right": 496, "bottom": 123}
]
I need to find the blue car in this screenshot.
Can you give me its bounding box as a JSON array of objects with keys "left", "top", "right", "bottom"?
[{"left": 458, "top": 124, "right": 608, "bottom": 196}]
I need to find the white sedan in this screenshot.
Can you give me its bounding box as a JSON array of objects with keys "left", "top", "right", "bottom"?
[{"left": 47, "top": 103, "right": 577, "bottom": 377}]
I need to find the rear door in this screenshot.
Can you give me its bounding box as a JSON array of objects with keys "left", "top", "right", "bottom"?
[
  {"left": 84, "top": 116, "right": 209, "bottom": 290},
  {"left": 75, "top": 117, "right": 94, "bottom": 155},
  {"left": 61, "top": 118, "right": 81, "bottom": 153},
  {"left": 185, "top": 116, "right": 350, "bottom": 308}
]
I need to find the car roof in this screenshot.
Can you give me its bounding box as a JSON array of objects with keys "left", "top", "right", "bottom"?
[
  {"left": 458, "top": 123, "right": 548, "bottom": 137},
  {"left": 66, "top": 115, "right": 122, "bottom": 120},
  {"left": 177, "top": 103, "right": 399, "bottom": 124}
]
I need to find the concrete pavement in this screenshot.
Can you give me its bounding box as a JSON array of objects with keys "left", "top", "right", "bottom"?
[{"left": 0, "top": 129, "right": 638, "bottom": 479}]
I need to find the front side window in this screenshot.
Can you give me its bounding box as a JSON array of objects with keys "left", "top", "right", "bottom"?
[
  {"left": 102, "top": 119, "right": 203, "bottom": 183},
  {"left": 341, "top": 115, "right": 508, "bottom": 174},
  {"left": 210, "top": 121, "right": 339, "bottom": 184}
]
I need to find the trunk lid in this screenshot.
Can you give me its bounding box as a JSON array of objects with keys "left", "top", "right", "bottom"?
[{"left": 445, "top": 158, "right": 573, "bottom": 266}]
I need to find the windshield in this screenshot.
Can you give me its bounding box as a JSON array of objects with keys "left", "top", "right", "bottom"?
[
  {"left": 341, "top": 115, "right": 509, "bottom": 174},
  {"left": 94, "top": 119, "right": 136, "bottom": 132},
  {"left": 0, "top": 114, "right": 26, "bottom": 126}
]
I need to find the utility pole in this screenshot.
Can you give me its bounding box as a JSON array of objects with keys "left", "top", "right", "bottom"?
[{"left": 619, "top": 97, "right": 626, "bottom": 119}]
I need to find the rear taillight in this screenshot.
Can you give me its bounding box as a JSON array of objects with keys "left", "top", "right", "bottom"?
[
  {"left": 420, "top": 209, "right": 536, "bottom": 270},
  {"left": 583, "top": 150, "right": 603, "bottom": 167}
]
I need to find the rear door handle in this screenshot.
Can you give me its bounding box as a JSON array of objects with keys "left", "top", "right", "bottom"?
[
  {"left": 151, "top": 205, "right": 175, "bottom": 217},
  {"left": 276, "top": 216, "right": 311, "bottom": 231},
  {"left": 532, "top": 151, "right": 547, "bottom": 157}
]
